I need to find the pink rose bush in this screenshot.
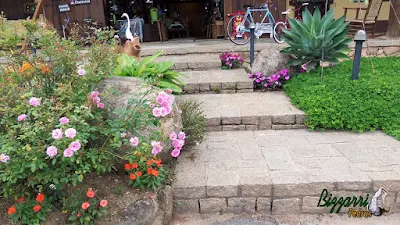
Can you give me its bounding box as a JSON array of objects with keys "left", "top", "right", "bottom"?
[
  {"left": 152, "top": 91, "right": 174, "bottom": 118},
  {"left": 169, "top": 131, "right": 186, "bottom": 158},
  {"left": 28, "top": 97, "right": 41, "bottom": 107},
  {"left": 249, "top": 69, "right": 292, "bottom": 89},
  {"left": 88, "top": 91, "right": 105, "bottom": 109}
]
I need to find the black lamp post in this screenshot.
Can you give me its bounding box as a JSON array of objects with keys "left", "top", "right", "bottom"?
[
  {"left": 351, "top": 30, "right": 367, "bottom": 80},
  {"left": 250, "top": 23, "right": 255, "bottom": 67}
]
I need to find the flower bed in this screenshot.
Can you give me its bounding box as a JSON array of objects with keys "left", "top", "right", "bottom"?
[{"left": 219, "top": 52, "right": 244, "bottom": 69}]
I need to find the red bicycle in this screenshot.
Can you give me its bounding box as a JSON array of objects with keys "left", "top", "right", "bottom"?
[{"left": 273, "top": 3, "right": 309, "bottom": 44}]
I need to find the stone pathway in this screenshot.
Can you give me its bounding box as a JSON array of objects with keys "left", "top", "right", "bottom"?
[
  {"left": 173, "top": 130, "right": 400, "bottom": 215},
  {"left": 180, "top": 92, "right": 305, "bottom": 131}
]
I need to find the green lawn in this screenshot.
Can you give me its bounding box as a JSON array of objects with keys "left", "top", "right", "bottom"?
[{"left": 284, "top": 57, "right": 400, "bottom": 140}]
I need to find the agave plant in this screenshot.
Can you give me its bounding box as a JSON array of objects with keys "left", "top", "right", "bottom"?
[
  {"left": 115, "top": 50, "right": 185, "bottom": 93},
  {"left": 281, "top": 8, "right": 352, "bottom": 72}
]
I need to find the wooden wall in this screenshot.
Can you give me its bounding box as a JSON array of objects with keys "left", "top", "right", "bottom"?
[
  {"left": 223, "top": 0, "right": 286, "bottom": 36},
  {"left": 0, "top": 0, "right": 32, "bottom": 20},
  {"left": 42, "top": 0, "right": 106, "bottom": 35}
]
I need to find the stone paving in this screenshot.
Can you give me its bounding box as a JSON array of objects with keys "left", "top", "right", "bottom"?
[
  {"left": 180, "top": 92, "right": 305, "bottom": 131},
  {"left": 182, "top": 69, "right": 253, "bottom": 94},
  {"left": 172, "top": 130, "right": 400, "bottom": 215},
  {"left": 156, "top": 54, "right": 221, "bottom": 71}
]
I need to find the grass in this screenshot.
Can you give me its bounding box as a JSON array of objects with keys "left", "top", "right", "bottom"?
[{"left": 284, "top": 57, "right": 400, "bottom": 140}]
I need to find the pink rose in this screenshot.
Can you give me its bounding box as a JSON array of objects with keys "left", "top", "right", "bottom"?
[
  {"left": 52, "top": 129, "right": 63, "bottom": 139},
  {"left": 169, "top": 132, "right": 177, "bottom": 141},
  {"left": 59, "top": 117, "right": 69, "bottom": 125},
  {"left": 28, "top": 97, "right": 41, "bottom": 107},
  {"left": 18, "top": 114, "right": 27, "bottom": 122},
  {"left": 93, "top": 97, "right": 101, "bottom": 104},
  {"left": 151, "top": 141, "right": 163, "bottom": 155},
  {"left": 130, "top": 137, "right": 139, "bottom": 147},
  {"left": 178, "top": 132, "right": 186, "bottom": 140},
  {"left": 171, "top": 149, "right": 180, "bottom": 158},
  {"left": 46, "top": 146, "right": 58, "bottom": 157},
  {"left": 69, "top": 141, "right": 81, "bottom": 152},
  {"left": 89, "top": 91, "right": 99, "bottom": 99},
  {"left": 65, "top": 128, "right": 77, "bottom": 139},
  {"left": 77, "top": 68, "right": 86, "bottom": 76},
  {"left": 160, "top": 107, "right": 168, "bottom": 117},
  {"left": 63, "top": 148, "right": 74, "bottom": 157},
  {"left": 152, "top": 107, "right": 162, "bottom": 117},
  {"left": 97, "top": 103, "right": 104, "bottom": 108}
]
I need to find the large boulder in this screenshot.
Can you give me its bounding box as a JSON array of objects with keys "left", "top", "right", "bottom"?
[
  {"left": 251, "top": 44, "right": 290, "bottom": 75},
  {"left": 96, "top": 76, "right": 182, "bottom": 160}
]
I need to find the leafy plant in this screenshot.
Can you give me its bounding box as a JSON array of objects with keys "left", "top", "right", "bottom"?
[
  {"left": 178, "top": 100, "right": 206, "bottom": 147},
  {"left": 114, "top": 51, "right": 185, "bottom": 93},
  {"left": 281, "top": 8, "right": 351, "bottom": 71},
  {"left": 64, "top": 188, "right": 108, "bottom": 225},
  {"left": 250, "top": 69, "right": 292, "bottom": 89},
  {"left": 7, "top": 193, "right": 52, "bottom": 225},
  {"left": 220, "top": 52, "right": 244, "bottom": 69},
  {"left": 284, "top": 56, "right": 400, "bottom": 140}
]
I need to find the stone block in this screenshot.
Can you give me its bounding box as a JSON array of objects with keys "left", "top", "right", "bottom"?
[
  {"left": 173, "top": 199, "right": 199, "bottom": 213},
  {"left": 272, "top": 198, "right": 301, "bottom": 214},
  {"left": 199, "top": 83, "right": 211, "bottom": 92},
  {"left": 207, "top": 185, "right": 239, "bottom": 198},
  {"left": 302, "top": 196, "right": 328, "bottom": 213},
  {"left": 221, "top": 82, "right": 236, "bottom": 90},
  {"left": 210, "top": 83, "right": 222, "bottom": 92},
  {"left": 257, "top": 197, "right": 272, "bottom": 213},
  {"left": 188, "top": 62, "right": 197, "bottom": 69},
  {"left": 223, "top": 125, "right": 246, "bottom": 131},
  {"left": 237, "top": 89, "right": 253, "bottom": 93},
  {"left": 296, "top": 115, "right": 306, "bottom": 124},
  {"left": 184, "top": 83, "right": 199, "bottom": 93},
  {"left": 272, "top": 115, "right": 296, "bottom": 125},
  {"left": 241, "top": 184, "right": 272, "bottom": 197},
  {"left": 205, "top": 126, "right": 222, "bottom": 132},
  {"left": 172, "top": 187, "right": 206, "bottom": 199},
  {"left": 272, "top": 125, "right": 292, "bottom": 130},
  {"left": 222, "top": 116, "right": 241, "bottom": 125},
  {"left": 206, "top": 117, "right": 221, "bottom": 126},
  {"left": 237, "top": 81, "right": 253, "bottom": 90},
  {"left": 220, "top": 90, "right": 236, "bottom": 94},
  {"left": 174, "top": 62, "right": 188, "bottom": 70},
  {"left": 245, "top": 125, "right": 259, "bottom": 130},
  {"left": 292, "top": 124, "right": 307, "bottom": 129},
  {"left": 384, "top": 46, "right": 400, "bottom": 56},
  {"left": 259, "top": 116, "right": 272, "bottom": 130},
  {"left": 242, "top": 116, "right": 260, "bottom": 125},
  {"left": 199, "top": 198, "right": 227, "bottom": 213},
  {"left": 228, "top": 197, "right": 256, "bottom": 213}
]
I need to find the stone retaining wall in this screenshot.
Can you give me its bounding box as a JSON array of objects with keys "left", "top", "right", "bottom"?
[
  {"left": 183, "top": 81, "right": 253, "bottom": 94},
  {"left": 206, "top": 114, "right": 307, "bottom": 131}
]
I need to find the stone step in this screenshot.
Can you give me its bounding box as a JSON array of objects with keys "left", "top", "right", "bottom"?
[
  {"left": 172, "top": 130, "right": 400, "bottom": 215},
  {"left": 181, "top": 69, "right": 253, "bottom": 94},
  {"left": 156, "top": 54, "right": 221, "bottom": 71},
  {"left": 179, "top": 92, "right": 306, "bottom": 131}
]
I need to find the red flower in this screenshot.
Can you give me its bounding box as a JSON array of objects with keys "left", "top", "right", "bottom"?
[
  {"left": 86, "top": 189, "right": 95, "bottom": 198},
  {"left": 77, "top": 213, "right": 81, "bottom": 217},
  {"left": 147, "top": 159, "right": 154, "bottom": 166},
  {"left": 151, "top": 169, "right": 159, "bottom": 177},
  {"left": 17, "top": 197, "right": 25, "bottom": 203},
  {"left": 7, "top": 206, "right": 16, "bottom": 215},
  {"left": 124, "top": 163, "right": 132, "bottom": 170},
  {"left": 147, "top": 167, "right": 153, "bottom": 175},
  {"left": 156, "top": 159, "right": 162, "bottom": 167},
  {"left": 132, "top": 163, "right": 138, "bottom": 169},
  {"left": 100, "top": 200, "right": 108, "bottom": 207},
  {"left": 129, "top": 173, "right": 136, "bottom": 180},
  {"left": 33, "top": 205, "right": 42, "bottom": 212},
  {"left": 81, "top": 202, "right": 90, "bottom": 210},
  {"left": 36, "top": 193, "right": 45, "bottom": 203},
  {"left": 136, "top": 171, "right": 142, "bottom": 177}
]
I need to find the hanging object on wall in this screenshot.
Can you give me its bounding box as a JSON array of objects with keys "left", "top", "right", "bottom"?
[
  {"left": 70, "top": 0, "right": 91, "bottom": 6},
  {"left": 58, "top": 4, "right": 71, "bottom": 13}
]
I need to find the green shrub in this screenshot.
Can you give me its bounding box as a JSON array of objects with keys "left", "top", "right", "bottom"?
[
  {"left": 281, "top": 8, "right": 351, "bottom": 71},
  {"left": 179, "top": 100, "right": 206, "bottom": 147},
  {"left": 284, "top": 57, "right": 400, "bottom": 139},
  {"left": 114, "top": 52, "right": 185, "bottom": 93}
]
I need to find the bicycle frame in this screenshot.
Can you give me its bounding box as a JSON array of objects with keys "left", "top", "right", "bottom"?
[{"left": 241, "top": 7, "right": 275, "bottom": 33}]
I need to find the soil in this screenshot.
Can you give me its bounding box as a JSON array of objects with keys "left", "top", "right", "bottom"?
[{"left": 0, "top": 171, "right": 160, "bottom": 225}]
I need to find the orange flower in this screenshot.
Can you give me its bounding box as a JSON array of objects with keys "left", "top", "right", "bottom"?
[
  {"left": 36, "top": 193, "right": 45, "bottom": 203},
  {"left": 86, "top": 189, "right": 95, "bottom": 198},
  {"left": 19, "top": 62, "right": 33, "bottom": 73},
  {"left": 156, "top": 159, "right": 162, "bottom": 167},
  {"left": 136, "top": 171, "right": 142, "bottom": 177},
  {"left": 132, "top": 163, "right": 138, "bottom": 169},
  {"left": 40, "top": 64, "right": 50, "bottom": 74},
  {"left": 129, "top": 173, "right": 136, "bottom": 180},
  {"left": 17, "top": 197, "right": 25, "bottom": 203},
  {"left": 147, "top": 159, "right": 154, "bottom": 166},
  {"left": 147, "top": 167, "right": 153, "bottom": 175},
  {"left": 81, "top": 202, "right": 90, "bottom": 210},
  {"left": 124, "top": 163, "right": 132, "bottom": 170},
  {"left": 151, "top": 169, "right": 159, "bottom": 177},
  {"left": 7, "top": 206, "right": 16, "bottom": 215},
  {"left": 33, "top": 205, "right": 42, "bottom": 212}
]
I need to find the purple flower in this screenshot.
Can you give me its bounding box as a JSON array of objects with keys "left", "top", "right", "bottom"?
[
  {"left": 63, "top": 148, "right": 74, "bottom": 157},
  {"left": 170, "top": 132, "right": 177, "bottom": 141},
  {"left": 28, "top": 97, "right": 40, "bottom": 107},
  {"left": 69, "top": 141, "right": 81, "bottom": 152},
  {"left": 77, "top": 67, "right": 86, "bottom": 76},
  {"left": 152, "top": 107, "right": 162, "bottom": 117},
  {"left": 249, "top": 74, "right": 253, "bottom": 78},
  {"left": 285, "top": 76, "right": 290, "bottom": 80},
  {"left": 59, "top": 117, "right": 69, "bottom": 125},
  {"left": 46, "top": 146, "right": 58, "bottom": 157},
  {"left": 130, "top": 137, "right": 139, "bottom": 147},
  {"left": 65, "top": 128, "right": 77, "bottom": 139},
  {"left": 18, "top": 114, "right": 27, "bottom": 122},
  {"left": 151, "top": 141, "right": 163, "bottom": 155},
  {"left": 52, "top": 129, "right": 63, "bottom": 139},
  {"left": 171, "top": 149, "right": 181, "bottom": 158},
  {"left": 0, "top": 153, "right": 10, "bottom": 163},
  {"left": 178, "top": 132, "right": 186, "bottom": 140}
]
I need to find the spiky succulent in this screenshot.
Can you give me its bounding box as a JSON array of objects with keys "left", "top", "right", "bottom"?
[{"left": 281, "top": 8, "right": 352, "bottom": 71}]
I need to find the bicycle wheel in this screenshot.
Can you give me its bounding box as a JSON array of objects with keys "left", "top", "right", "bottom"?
[
  {"left": 226, "top": 15, "right": 251, "bottom": 45},
  {"left": 273, "top": 21, "right": 287, "bottom": 44}
]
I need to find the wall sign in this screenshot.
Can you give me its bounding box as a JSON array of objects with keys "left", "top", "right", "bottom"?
[
  {"left": 58, "top": 4, "right": 71, "bottom": 12},
  {"left": 70, "top": 0, "right": 91, "bottom": 5}
]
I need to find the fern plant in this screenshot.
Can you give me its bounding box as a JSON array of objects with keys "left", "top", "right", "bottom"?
[
  {"left": 281, "top": 8, "right": 352, "bottom": 71},
  {"left": 114, "top": 51, "right": 185, "bottom": 93},
  {"left": 178, "top": 100, "right": 206, "bottom": 148}
]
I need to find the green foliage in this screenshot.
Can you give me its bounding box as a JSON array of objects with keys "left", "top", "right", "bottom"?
[
  {"left": 179, "top": 100, "right": 206, "bottom": 147},
  {"left": 284, "top": 57, "right": 400, "bottom": 139},
  {"left": 8, "top": 194, "right": 52, "bottom": 225},
  {"left": 281, "top": 8, "right": 352, "bottom": 71},
  {"left": 114, "top": 51, "right": 185, "bottom": 93}
]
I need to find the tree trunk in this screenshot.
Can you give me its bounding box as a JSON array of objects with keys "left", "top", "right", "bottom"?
[{"left": 387, "top": 0, "right": 400, "bottom": 37}]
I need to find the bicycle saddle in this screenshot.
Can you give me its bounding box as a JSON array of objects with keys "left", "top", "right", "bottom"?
[{"left": 243, "top": 4, "right": 253, "bottom": 9}]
